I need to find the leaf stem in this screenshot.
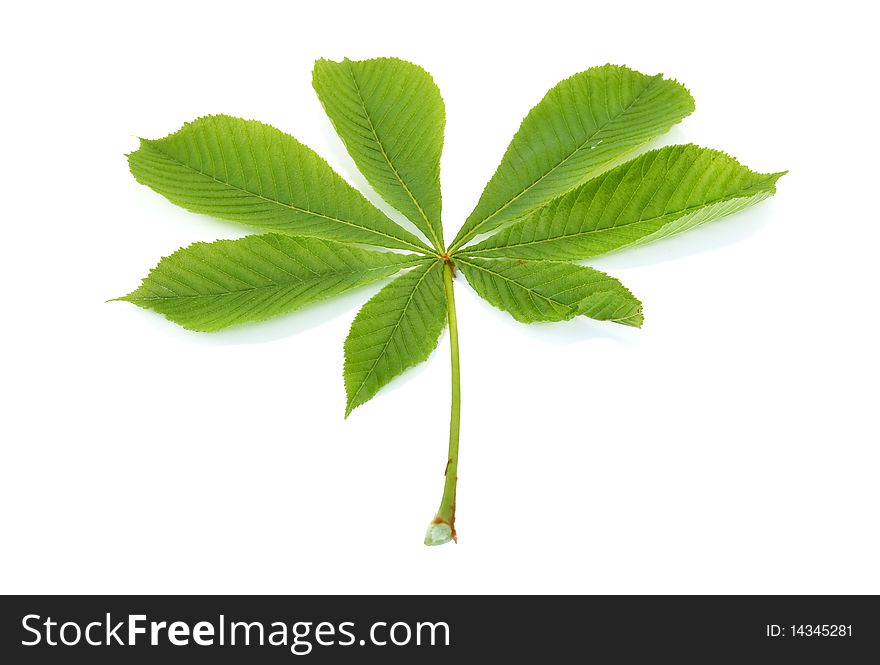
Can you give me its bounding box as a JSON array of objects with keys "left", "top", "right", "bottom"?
[{"left": 424, "top": 260, "right": 461, "bottom": 546}]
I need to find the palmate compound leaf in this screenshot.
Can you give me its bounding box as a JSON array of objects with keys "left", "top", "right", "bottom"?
[
  {"left": 118, "top": 234, "right": 427, "bottom": 332},
  {"left": 460, "top": 144, "right": 786, "bottom": 261},
  {"left": 116, "top": 57, "right": 789, "bottom": 546},
  {"left": 457, "top": 257, "right": 643, "bottom": 327},
  {"left": 127, "top": 115, "right": 433, "bottom": 254},
  {"left": 449, "top": 64, "right": 695, "bottom": 251},
  {"left": 313, "top": 58, "right": 446, "bottom": 251},
  {"left": 344, "top": 261, "right": 447, "bottom": 416}
]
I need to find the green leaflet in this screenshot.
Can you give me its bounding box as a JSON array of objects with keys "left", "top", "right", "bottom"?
[
  {"left": 449, "top": 64, "right": 694, "bottom": 251},
  {"left": 457, "top": 257, "right": 643, "bottom": 327},
  {"left": 119, "top": 234, "right": 425, "bottom": 332},
  {"left": 461, "top": 145, "right": 786, "bottom": 261},
  {"left": 128, "top": 115, "right": 432, "bottom": 254},
  {"left": 313, "top": 58, "right": 446, "bottom": 251},
  {"left": 344, "top": 261, "right": 447, "bottom": 416}
]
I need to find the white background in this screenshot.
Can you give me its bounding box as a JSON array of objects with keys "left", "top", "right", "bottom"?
[{"left": 1, "top": 1, "right": 877, "bottom": 594}]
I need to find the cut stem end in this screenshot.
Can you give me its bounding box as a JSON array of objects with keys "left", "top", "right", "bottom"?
[{"left": 424, "top": 519, "right": 456, "bottom": 546}]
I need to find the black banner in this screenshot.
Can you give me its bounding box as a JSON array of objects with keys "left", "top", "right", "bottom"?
[{"left": 1, "top": 595, "right": 877, "bottom": 662}]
